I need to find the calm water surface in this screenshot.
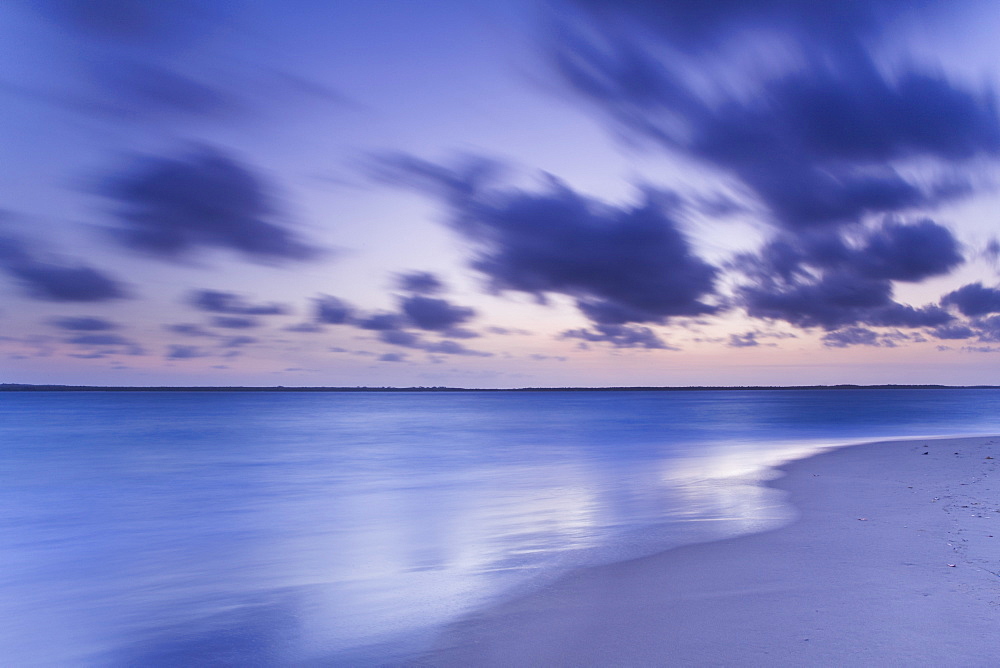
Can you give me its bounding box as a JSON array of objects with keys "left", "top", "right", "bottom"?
[{"left": 2, "top": 389, "right": 999, "bottom": 665}]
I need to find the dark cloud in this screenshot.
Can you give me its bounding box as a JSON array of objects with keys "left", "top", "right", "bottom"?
[
  {"left": 396, "top": 271, "right": 446, "bottom": 295},
  {"left": 931, "top": 324, "right": 975, "bottom": 340},
  {"left": 222, "top": 336, "right": 256, "bottom": 348},
  {"left": 5, "top": 261, "right": 128, "bottom": 302},
  {"left": 210, "top": 316, "right": 258, "bottom": 329},
  {"left": 165, "top": 323, "right": 217, "bottom": 337},
  {"left": 40, "top": 0, "right": 212, "bottom": 44},
  {"left": 285, "top": 322, "right": 324, "bottom": 333},
  {"left": 357, "top": 312, "right": 406, "bottom": 331},
  {"left": 306, "top": 289, "right": 490, "bottom": 355},
  {"left": 486, "top": 326, "right": 533, "bottom": 336},
  {"left": 314, "top": 295, "right": 354, "bottom": 325},
  {"left": 67, "top": 333, "right": 132, "bottom": 346},
  {"left": 529, "top": 353, "right": 567, "bottom": 362},
  {"left": 727, "top": 332, "right": 760, "bottom": 348},
  {"left": 741, "top": 273, "right": 951, "bottom": 330},
  {"left": 378, "top": 353, "right": 407, "bottom": 363},
  {"left": 399, "top": 295, "right": 475, "bottom": 331},
  {"left": 166, "top": 344, "right": 205, "bottom": 359},
  {"left": 941, "top": 283, "right": 1000, "bottom": 317},
  {"left": 554, "top": 2, "right": 999, "bottom": 230},
  {"left": 567, "top": 0, "right": 928, "bottom": 53},
  {"left": 441, "top": 327, "right": 479, "bottom": 339},
  {"left": 48, "top": 316, "right": 118, "bottom": 331},
  {"left": 561, "top": 323, "right": 672, "bottom": 349},
  {"left": 379, "top": 156, "right": 719, "bottom": 325},
  {"left": 378, "top": 329, "right": 422, "bottom": 347},
  {"left": 857, "top": 220, "right": 964, "bottom": 282},
  {"left": 821, "top": 327, "right": 880, "bottom": 348},
  {"left": 690, "top": 193, "right": 750, "bottom": 218},
  {"left": 64, "top": 331, "right": 144, "bottom": 356},
  {"left": 421, "top": 340, "right": 492, "bottom": 357},
  {"left": 101, "top": 147, "right": 322, "bottom": 263},
  {"left": 736, "top": 220, "right": 961, "bottom": 330},
  {"left": 94, "top": 62, "right": 242, "bottom": 119},
  {"left": 822, "top": 327, "right": 914, "bottom": 348},
  {"left": 376, "top": 329, "right": 492, "bottom": 357},
  {"left": 865, "top": 303, "right": 953, "bottom": 328},
  {"left": 188, "top": 289, "right": 288, "bottom": 315},
  {"left": 0, "top": 233, "right": 128, "bottom": 303},
  {"left": 973, "top": 315, "right": 1000, "bottom": 342},
  {"left": 985, "top": 239, "right": 1000, "bottom": 263}
]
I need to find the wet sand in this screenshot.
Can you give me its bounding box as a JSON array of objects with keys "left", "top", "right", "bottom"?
[{"left": 412, "top": 436, "right": 1000, "bottom": 666}]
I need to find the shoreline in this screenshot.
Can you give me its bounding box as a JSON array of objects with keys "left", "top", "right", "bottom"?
[{"left": 409, "top": 435, "right": 1000, "bottom": 666}]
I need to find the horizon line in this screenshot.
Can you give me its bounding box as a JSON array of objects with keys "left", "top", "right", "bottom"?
[{"left": 3, "top": 383, "right": 1000, "bottom": 392}]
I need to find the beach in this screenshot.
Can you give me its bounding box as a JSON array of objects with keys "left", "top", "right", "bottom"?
[{"left": 413, "top": 436, "right": 1000, "bottom": 666}]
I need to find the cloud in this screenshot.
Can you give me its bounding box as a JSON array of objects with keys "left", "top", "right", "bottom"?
[
  {"left": 566, "top": 0, "right": 923, "bottom": 54},
  {"left": 210, "top": 316, "right": 258, "bottom": 329},
  {"left": 931, "top": 324, "right": 976, "bottom": 340},
  {"left": 822, "top": 327, "right": 913, "bottom": 348},
  {"left": 856, "top": 220, "right": 964, "bottom": 282},
  {"left": 376, "top": 329, "right": 493, "bottom": 357},
  {"left": 378, "top": 155, "right": 719, "bottom": 325},
  {"left": 5, "top": 261, "right": 129, "bottom": 302},
  {"left": 399, "top": 295, "right": 475, "bottom": 331},
  {"left": 378, "top": 329, "right": 422, "bottom": 347},
  {"left": 728, "top": 332, "right": 760, "bottom": 348},
  {"left": 357, "top": 312, "right": 406, "bottom": 331},
  {"left": 165, "top": 323, "right": 217, "bottom": 337},
  {"left": 554, "top": 2, "right": 999, "bottom": 230},
  {"left": 313, "top": 295, "right": 354, "bottom": 324},
  {"left": 741, "top": 273, "right": 951, "bottom": 330},
  {"left": 529, "top": 353, "right": 567, "bottom": 362},
  {"left": 486, "top": 326, "right": 533, "bottom": 336},
  {"left": 441, "top": 327, "right": 479, "bottom": 339},
  {"left": 64, "top": 331, "right": 144, "bottom": 355},
  {"left": 324, "top": 288, "right": 480, "bottom": 336},
  {"left": 543, "top": 4, "right": 983, "bottom": 344},
  {"left": 561, "top": 323, "right": 673, "bottom": 349},
  {"left": 101, "top": 146, "right": 322, "bottom": 263},
  {"left": 396, "top": 271, "right": 446, "bottom": 295},
  {"left": 94, "top": 62, "right": 242, "bottom": 119},
  {"left": 188, "top": 289, "right": 288, "bottom": 315},
  {"left": 166, "top": 344, "right": 205, "bottom": 359},
  {"left": 421, "top": 340, "right": 492, "bottom": 357},
  {"left": 48, "top": 316, "right": 118, "bottom": 331},
  {"left": 972, "top": 315, "right": 1000, "bottom": 342},
  {"left": 285, "top": 322, "right": 324, "bottom": 333},
  {"left": 0, "top": 234, "right": 128, "bottom": 302},
  {"left": 222, "top": 335, "right": 256, "bottom": 348},
  {"left": 941, "top": 283, "right": 1000, "bottom": 317},
  {"left": 821, "top": 327, "right": 880, "bottom": 348},
  {"left": 735, "top": 220, "right": 961, "bottom": 330},
  {"left": 67, "top": 333, "right": 132, "bottom": 346},
  {"left": 39, "top": 0, "right": 213, "bottom": 44},
  {"left": 378, "top": 352, "right": 408, "bottom": 362}
]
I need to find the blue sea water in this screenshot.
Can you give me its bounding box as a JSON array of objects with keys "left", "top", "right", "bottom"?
[{"left": 2, "top": 388, "right": 999, "bottom": 665}]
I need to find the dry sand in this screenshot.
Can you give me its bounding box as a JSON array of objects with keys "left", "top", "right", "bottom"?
[{"left": 411, "top": 436, "right": 1000, "bottom": 667}]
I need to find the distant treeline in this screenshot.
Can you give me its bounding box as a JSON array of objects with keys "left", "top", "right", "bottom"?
[{"left": 2, "top": 383, "right": 999, "bottom": 392}]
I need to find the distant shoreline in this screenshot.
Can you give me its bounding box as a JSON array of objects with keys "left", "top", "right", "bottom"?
[{"left": 3, "top": 383, "right": 999, "bottom": 392}]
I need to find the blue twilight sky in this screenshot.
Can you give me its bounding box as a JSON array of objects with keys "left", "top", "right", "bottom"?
[{"left": 3, "top": 0, "right": 1000, "bottom": 387}]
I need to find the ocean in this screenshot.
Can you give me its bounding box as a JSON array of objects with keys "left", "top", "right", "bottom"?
[{"left": 2, "top": 388, "right": 999, "bottom": 665}]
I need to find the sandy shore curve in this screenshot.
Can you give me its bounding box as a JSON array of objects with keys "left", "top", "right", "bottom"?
[{"left": 409, "top": 436, "right": 1000, "bottom": 666}]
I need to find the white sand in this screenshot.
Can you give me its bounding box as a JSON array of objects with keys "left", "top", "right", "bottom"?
[{"left": 412, "top": 436, "right": 1000, "bottom": 666}]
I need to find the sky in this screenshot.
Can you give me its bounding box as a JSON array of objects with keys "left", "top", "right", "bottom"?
[{"left": 3, "top": 0, "right": 1000, "bottom": 388}]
